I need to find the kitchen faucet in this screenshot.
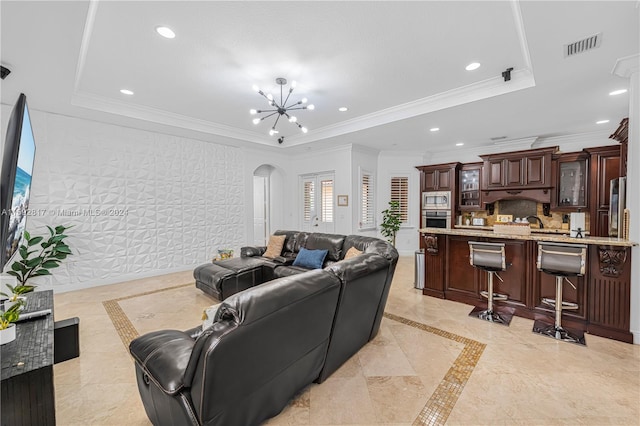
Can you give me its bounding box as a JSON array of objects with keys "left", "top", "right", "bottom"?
[{"left": 526, "top": 215, "right": 544, "bottom": 229}]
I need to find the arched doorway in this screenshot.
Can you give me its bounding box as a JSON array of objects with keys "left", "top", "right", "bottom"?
[{"left": 253, "top": 164, "right": 275, "bottom": 245}]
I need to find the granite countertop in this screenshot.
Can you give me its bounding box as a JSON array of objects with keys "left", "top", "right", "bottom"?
[{"left": 419, "top": 227, "right": 637, "bottom": 247}]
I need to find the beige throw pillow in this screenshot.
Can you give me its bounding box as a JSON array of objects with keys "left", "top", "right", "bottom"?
[
  {"left": 263, "top": 234, "right": 286, "bottom": 259},
  {"left": 344, "top": 247, "right": 363, "bottom": 259}
]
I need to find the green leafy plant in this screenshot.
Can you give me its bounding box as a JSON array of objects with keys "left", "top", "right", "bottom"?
[
  {"left": 380, "top": 200, "right": 402, "bottom": 246},
  {"left": 0, "top": 302, "right": 23, "bottom": 330},
  {"left": 6, "top": 225, "right": 73, "bottom": 287},
  {"left": 0, "top": 283, "right": 35, "bottom": 301}
]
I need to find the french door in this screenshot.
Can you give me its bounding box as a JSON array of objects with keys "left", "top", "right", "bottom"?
[{"left": 301, "top": 173, "right": 335, "bottom": 233}]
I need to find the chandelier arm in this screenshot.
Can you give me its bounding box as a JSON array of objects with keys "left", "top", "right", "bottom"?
[
  {"left": 257, "top": 108, "right": 279, "bottom": 113},
  {"left": 260, "top": 111, "right": 280, "bottom": 120},
  {"left": 283, "top": 100, "right": 303, "bottom": 109},
  {"left": 272, "top": 114, "right": 282, "bottom": 129},
  {"left": 283, "top": 89, "right": 293, "bottom": 107},
  {"left": 285, "top": 106, "right": 308, "bottom": 111}
]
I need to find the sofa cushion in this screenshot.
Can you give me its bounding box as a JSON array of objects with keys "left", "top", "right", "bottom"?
[
  {"left": 263, "top": 234, "right": 286, "bottom": 258},
  {"left": 304, "top": 233, "right": 346, "bottom": 261},
  {"left": 342, "top": 235, "right": 398, "bottom": 262},
  {"left": 273, "top": 265, "right": 311, "bottom": 278},
  {"left": 292, "top": 248, "right": 328, "bottom": 269}
]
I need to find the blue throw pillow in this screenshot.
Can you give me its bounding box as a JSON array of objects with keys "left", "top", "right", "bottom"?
[{"left": 292, "top": 248, "right": 328, "bottom": 269}]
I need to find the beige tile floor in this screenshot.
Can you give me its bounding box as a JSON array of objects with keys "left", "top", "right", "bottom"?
[{"left": 51, "top": 256, "right": 640, "bottom": 425}]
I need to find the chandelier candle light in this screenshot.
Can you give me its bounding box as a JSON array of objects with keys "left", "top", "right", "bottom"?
[{"left": 251, "top": 78, "right": 314, "bottom": 137}]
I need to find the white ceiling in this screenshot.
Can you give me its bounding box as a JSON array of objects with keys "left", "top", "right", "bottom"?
[{"left": 1, "top": 1, "right": 638, "bottom": 155}]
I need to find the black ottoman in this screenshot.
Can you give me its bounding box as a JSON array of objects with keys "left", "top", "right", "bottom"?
[{"left": 194, "top": 257, "right": 266, "bottom": 300}]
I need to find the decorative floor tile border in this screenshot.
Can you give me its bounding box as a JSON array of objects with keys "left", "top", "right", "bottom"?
[
  {"left": 383, "top": 312, "right": 486, "bottom": 426},
  {"left": 102, "top": 283, "right": 192, "bottom": 348},
  {"left": 104, "top": 286, "right": 485, "bottom": 425}
]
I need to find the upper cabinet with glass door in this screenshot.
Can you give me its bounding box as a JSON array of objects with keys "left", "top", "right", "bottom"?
[
  {"left": 553, "top": 152, "right": 588, "bottom": 210},
  {"left": 459, "top": 163, "right": 482, "bottom": 211}
]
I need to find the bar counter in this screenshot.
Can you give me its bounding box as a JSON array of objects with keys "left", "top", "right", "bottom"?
[
  {"left": 419, "top": 226, "right": 637, "bottom": 247},
  {"left": 418, "top": 227, "right": 636, "bottom": 343}
]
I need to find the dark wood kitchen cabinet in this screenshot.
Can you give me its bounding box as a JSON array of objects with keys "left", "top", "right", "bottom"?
[
  {"left": 459, "top": 163, "right": 482, "bottom": 211},
  {"left": 444, "top": 235, "right": 528, "bottom": 310},
  {"left": 419, "top": 231, "right": 634, "bottom": 343},
  {"left": 417, "top": 162, "right": 460, "bottom": 192},
  {"left": 480, "top": 147, "right": 556, "bottom": 190},
  {"left": 552, "top": 151, "right": 589, "bottom": 211}
]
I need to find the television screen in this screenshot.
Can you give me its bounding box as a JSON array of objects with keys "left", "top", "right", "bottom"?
[{"left": 1, "top": 94, "right": 36, "bottom": 269}]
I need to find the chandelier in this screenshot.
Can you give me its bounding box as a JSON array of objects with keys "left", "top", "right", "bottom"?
[{"left": 250, "top": 77, "right": 314, "bottom": 137}]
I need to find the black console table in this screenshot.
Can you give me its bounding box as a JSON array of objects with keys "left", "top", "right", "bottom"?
[{"left": 1, "top": 290, "right": 55, "bottom": 426}]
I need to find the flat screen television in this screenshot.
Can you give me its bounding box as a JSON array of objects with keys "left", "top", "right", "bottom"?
[{"left": 0, "top": 93, "right": 36, "bottom": 270}]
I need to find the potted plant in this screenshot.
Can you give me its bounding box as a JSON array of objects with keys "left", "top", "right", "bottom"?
[
  {"left": 3, "top": 225, "right": 73, "bottom": 294},
  {"left": 380, "top": 200, "right": 402, "bottom": 246},
  {"left": 0, "top": 283, "right": 35, "bottom": 311},
  {"left": 0, "top": 301, "right": 23, "bottom": 345}
]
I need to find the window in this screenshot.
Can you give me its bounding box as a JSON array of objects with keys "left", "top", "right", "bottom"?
[
  {"left": 390, "top": 176, "right": 409, "bottom": 224},
  {"left": 303, "top": 180, "right": 315, "bottom": 222},
  {"left": 360, "top": 171, "right": 375, "bottom": 229},
  {"left": 320, "top": 179, "right": 333, "bottom": 222}
]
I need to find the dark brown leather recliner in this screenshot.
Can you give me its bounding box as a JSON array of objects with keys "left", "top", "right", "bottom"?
[{"left": 130, "top": 269, "right": 342, "bottom": 426}]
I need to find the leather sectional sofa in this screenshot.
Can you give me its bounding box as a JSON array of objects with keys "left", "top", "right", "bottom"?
[{"left": 129, "top": 231, "right": 398, "bottom": 426}]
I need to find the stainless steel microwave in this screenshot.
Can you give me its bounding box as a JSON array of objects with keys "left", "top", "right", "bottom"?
[{"left": 422, "top": 191, "right": 451, "bottom": 210}]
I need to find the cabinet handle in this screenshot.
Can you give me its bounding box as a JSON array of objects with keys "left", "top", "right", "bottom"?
[{"left": 506, "top": 190, "right": 522, "bottom": 195}]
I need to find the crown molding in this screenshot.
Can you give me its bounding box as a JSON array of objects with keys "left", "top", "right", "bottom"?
[
  {"left": 71, "top": 91, "right": 270, "bottom": 145},
  {"left": 284, "top": 69, "right": 536, "bottom": 147}
]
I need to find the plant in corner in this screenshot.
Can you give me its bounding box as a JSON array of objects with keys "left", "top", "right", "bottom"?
[
  {"left": 380, "top": 200, "right": 402, "bottom": 246},
  {"left": 3, "top": 225, "right": 73, "bottom": 292}
]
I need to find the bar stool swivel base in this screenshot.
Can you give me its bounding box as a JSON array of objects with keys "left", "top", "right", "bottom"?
[
  {"left": 532, "top": 320, "right": 586, "bottom": 346},
  {"left": 469, "top": 305, "right": 513, "bottom": 326}
]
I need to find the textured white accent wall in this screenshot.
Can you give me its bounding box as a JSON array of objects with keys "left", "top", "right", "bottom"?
[{"left": 22, "top": 111, "right": 245, "bottom": 293}]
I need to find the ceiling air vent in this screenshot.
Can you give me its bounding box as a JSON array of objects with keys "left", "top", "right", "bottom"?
[{"left": 564, "top": 32, "right": 602, "bottom": 57}]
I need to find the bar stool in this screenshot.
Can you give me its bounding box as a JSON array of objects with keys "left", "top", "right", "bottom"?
[
  {"left": 468, "top": 241, "right": 513, "bottom": 326},
  {"left": 533, "top": 241, "right": 587, "bottom": 345}
]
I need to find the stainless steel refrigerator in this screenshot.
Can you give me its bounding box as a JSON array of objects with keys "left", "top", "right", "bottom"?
[{"left": 609, "top": 177, "right": 626, "bottom": 237}]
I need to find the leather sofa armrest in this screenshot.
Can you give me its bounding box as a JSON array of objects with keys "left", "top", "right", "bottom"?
[
  {"left": 326, "top": 253, "right": 389, "bottom": 282},
  {"left": 241, "top": 246, "right": 267, "bottom": 257},
  {"left": 129, "top": 330, "right": 195, "bottom": 395}
]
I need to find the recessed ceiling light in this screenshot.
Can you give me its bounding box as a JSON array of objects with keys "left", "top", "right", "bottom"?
[
  {"left": 430, "top": 127, "right": 440, "bottom": 132},
  {"left": 465, "top": 62, "right": 481, "bottom": 71},
  {"left": 456, "top": 142, "right": 464, "bottom": 146},
  {"left": 338, "top": 107, "right": 348, "bottom": 112},
  {"left": 596, "top": 119, "right": 610, "bottom": 124},
  {"left": 155, "top": 26, "right": 176, "bottom": 39},
  {"left": 609, "top": 89, "right": 627, "bottom": 96},
  {"left": 120, "top": 89, "right": 134, "bottom": 95}
]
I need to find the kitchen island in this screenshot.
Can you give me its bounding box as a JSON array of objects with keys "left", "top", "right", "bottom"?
[{"left": 419, "top": 226, "right": 637, "bottom": 343}]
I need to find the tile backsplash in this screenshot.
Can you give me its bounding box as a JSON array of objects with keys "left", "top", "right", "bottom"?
[{"left": 462, "top": 201, "right": 589, "bottom": 230}]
